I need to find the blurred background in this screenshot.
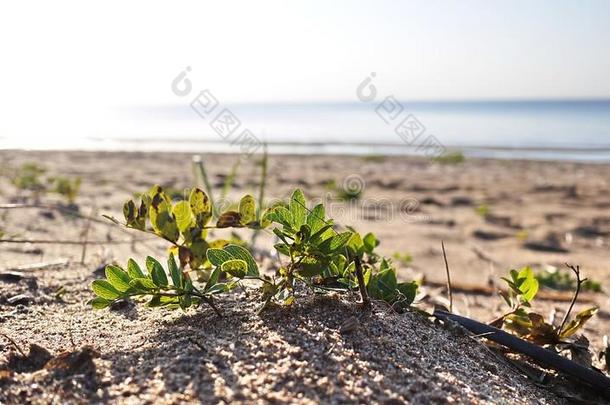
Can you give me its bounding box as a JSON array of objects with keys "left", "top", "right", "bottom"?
[{"left": 1, "top": 0, "right": 609, "bottom": 160}]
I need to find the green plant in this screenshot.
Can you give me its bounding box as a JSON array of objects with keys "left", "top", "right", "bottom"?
[
  {"left": 492, "top": 265, "right": 598, "bottom": 346},
  {"left": 338, "top": 187, "right": 363, "bottom": 201},
  {"left": 475, "top": 204, "right": 490, "bottom": 217},
  {"left": 220, "top": 159, "right": 241, "bottom": 201},
  {"left": 536, "top": 268, "right": 602, "bottom": 293},
  {"left": 94, "top": 187, "right": 418, "bottom": 314},
  {"left": 432, "top": 151, "right": 465, "bottom": 165},
  {"left": 10, "top": 163, "right": 46, "bottom": 192},
  {"left": 361, "top": 154, "right": 385, "bottom": 163},
  {"left": 321, "top": 178, "right": 362, "bottom": 201},
  {"left": 392, "top": 251, "right": 413, "bottom": 267},
  {"left": 52, "top": 176, "right": 81, "bottom": 204}
]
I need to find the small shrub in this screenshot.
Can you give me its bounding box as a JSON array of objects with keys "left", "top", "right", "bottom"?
[
  {"left": 432, "top": 151, "right": 465, "bottom": 165},
  {"left": 537, "top": 268, "right": 602, "bottom": 293},
  {"left": 392, "top": 251, "right": 413, "bottom": 267},
  {"left": 361, "top": 155, "right": 385, "bottom": 163},
  {"left": 52, "top": 176, "right": 81, "bottom": 204},
  {"left": 10, "top": 163, "right": 46, "bottom": 192},
  {"left": 493, "top": 265, "right": 598, "bottom": 346},
  {"left": 95, "top": 187, "right": 418, "bottom": 313}
]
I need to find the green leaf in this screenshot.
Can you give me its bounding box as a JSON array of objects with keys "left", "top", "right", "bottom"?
[
  {"left": 310, "top": 224, "right": 334, "bottom": 243},
  {"left": 319, "top": 231, "right": 352, "bottom": 254},
  {"left": 274, "top": 243, "right": 290, "bottom": 256},
  {"left": 306, "top": 204, "right": 326, "bottom": 234},
  {"left": 329, "top": 232, "right": 353, "bottom": 252},
  {"left": 146, "top": 256, "right": 168, "bottom": 286},
  {"left": 363, "top": 232, "right": 379, "bottom": 254},
  {"left": 179, "top": 294, "right": 192, "bottom": 310},
  {"left": 297, "top": 257, "right": 326, "bottom": 277},
  {"left": 368, "top": 267, "right": 398, "bottom": 302},
  {"left": 396, "top": 281, "right": 418, "bottom": 306},
  {"left": 173, "top": 200, "right": 194, "bottom": 233},
  {"left": 127, "top": 258, "right": 145, "bottom": 278},
  {"left": 89, "top": 297, "right": 112, "bottom": 309},
  {"left": 269, "top": 206, "right": 294, "bottom": 229},
  {"left": 147, "top": 295, "right": 162, "bottom": 307},
  {"left": 105, "top": 265, "right": 131, "bottom": 292},
  {"left": 224, "top": 244, "right": 259, "bottom": 276},
  {"left": 205, "top": 267, "right": 221, "bottom": 292},
  {"left": 189, "top": 188, "right": 212, "bottom": 227},
  {"left": 289, "top": 189, "right": 307, "bottom": 228},
  {"left": 260, "top": 207, "right": 274, "bottom": 228},
  {"left": 123, "top": 199, "right": 145, "bottom": 229},
  {"left": 91, "top": 280, "right": 122, "bottom": 300},
  {"left": 239, "top": 195, "right": 256, "bottom": 225},
  {"left": 221, "top": 259, "right": 248, "bottom": 278},
  {"left": 168, "top": 253, "right": 182, "bottom": 287},
  {"left": 516, "top": 267, "right": 539, "bottom": 302},
  {"left": 346, "top": 232, "right": 364, "bottom": 257},
  {"left": 207, "top": 248, "right": 234, "bottom": 267},
  {"left": 129, "top": 277, "right": 157, "bottom": 291},
  {"left": 189, "top": 239, "right": 209, "bottom": 270}
]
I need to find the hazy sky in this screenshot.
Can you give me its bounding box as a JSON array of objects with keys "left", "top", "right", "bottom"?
[{"left": 1, "top": 1, "right": 610, "bottom": 141}]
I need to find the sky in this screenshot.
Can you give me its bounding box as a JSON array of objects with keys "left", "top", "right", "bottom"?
[{"left": 1, "top": 0, "right": 610, "bottom": 143}]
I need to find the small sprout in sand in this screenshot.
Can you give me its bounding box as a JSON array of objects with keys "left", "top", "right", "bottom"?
[
  {"left": 432, "top": 151, "right": 465, "bottom": 165},
  {"left": 392, "top": 251, "right": 413, "bottom": 267},
  {"left": 321, "top": 178, "right": 362, "bottom": 201},
  {"left": 492, "top": 264, "right": 598, "bottom": 347},
  {"left": 475, "top": 204, "right": 490, "bottom": 217},
  {"left": 51, "top": 176, "right": 81, "bottom": 204},
  {"left": 515, "top": 230, "right": 529, "bottom": 242},
  {"left": 536, "top": 267, "right": 602, "bottom": 293},
  {"left": 10, "top": 162, "right": 46, "bottom": 193},
  {"left": 361, "top": 155, "right": 385, "bottom": 163}
]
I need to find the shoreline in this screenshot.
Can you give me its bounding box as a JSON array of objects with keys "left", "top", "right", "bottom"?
[{"left": 3, "top": 142, "right": 610, "bottom": 163}]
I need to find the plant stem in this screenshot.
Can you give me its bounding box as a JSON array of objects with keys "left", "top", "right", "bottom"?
[
  {"left": 354, "top": 256, "right": 370, "bottom": 307},
  {"left": 221, "top": 159, "right": 241, "bottom": 201},
  {"left": 192, "top": 155, "right": 216, "bottom": 215},
  {"left": 257, "top": 144, "right": 267, "bottom": 221},
  {"left": 251, "top": 145, "right": 268, "bottom": 248},
  {"left": 558, "top": 263, "right": 587, "bottom": 334}
]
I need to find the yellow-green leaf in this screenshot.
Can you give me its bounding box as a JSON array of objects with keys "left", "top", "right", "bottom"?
[
  {"left": 173, "top": 200, "right": 194, "bottom": 233},
  {"left": 239, "top": 195, "right": 256, "bottom": 225},
  {"left": 189, "top": 188, "right": 212, "bottom": 227},
  {"left": 105, "top": 265, "right": 131, "bottom": 292},
  {"left": 91, "top": 280, "right": 121, "bottom": 300},
  {"left": 560, "top": 306, "right": 599, "bottom": 339},
  {"left": 221, "top": 259, "right": 248, "bottom": 278}
]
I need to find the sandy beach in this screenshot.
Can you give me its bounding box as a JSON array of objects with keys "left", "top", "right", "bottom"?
[{"left": 1, "top": 149, "right": 610, "bottom": 403}]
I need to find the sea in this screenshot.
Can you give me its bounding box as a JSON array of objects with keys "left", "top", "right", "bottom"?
[{"left": 2, "top": 99, "right": 610, "bottom": 162}]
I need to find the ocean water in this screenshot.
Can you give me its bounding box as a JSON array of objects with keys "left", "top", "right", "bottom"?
[{"left": 3, "top": 100, "right": 610, "bottom": 162}]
